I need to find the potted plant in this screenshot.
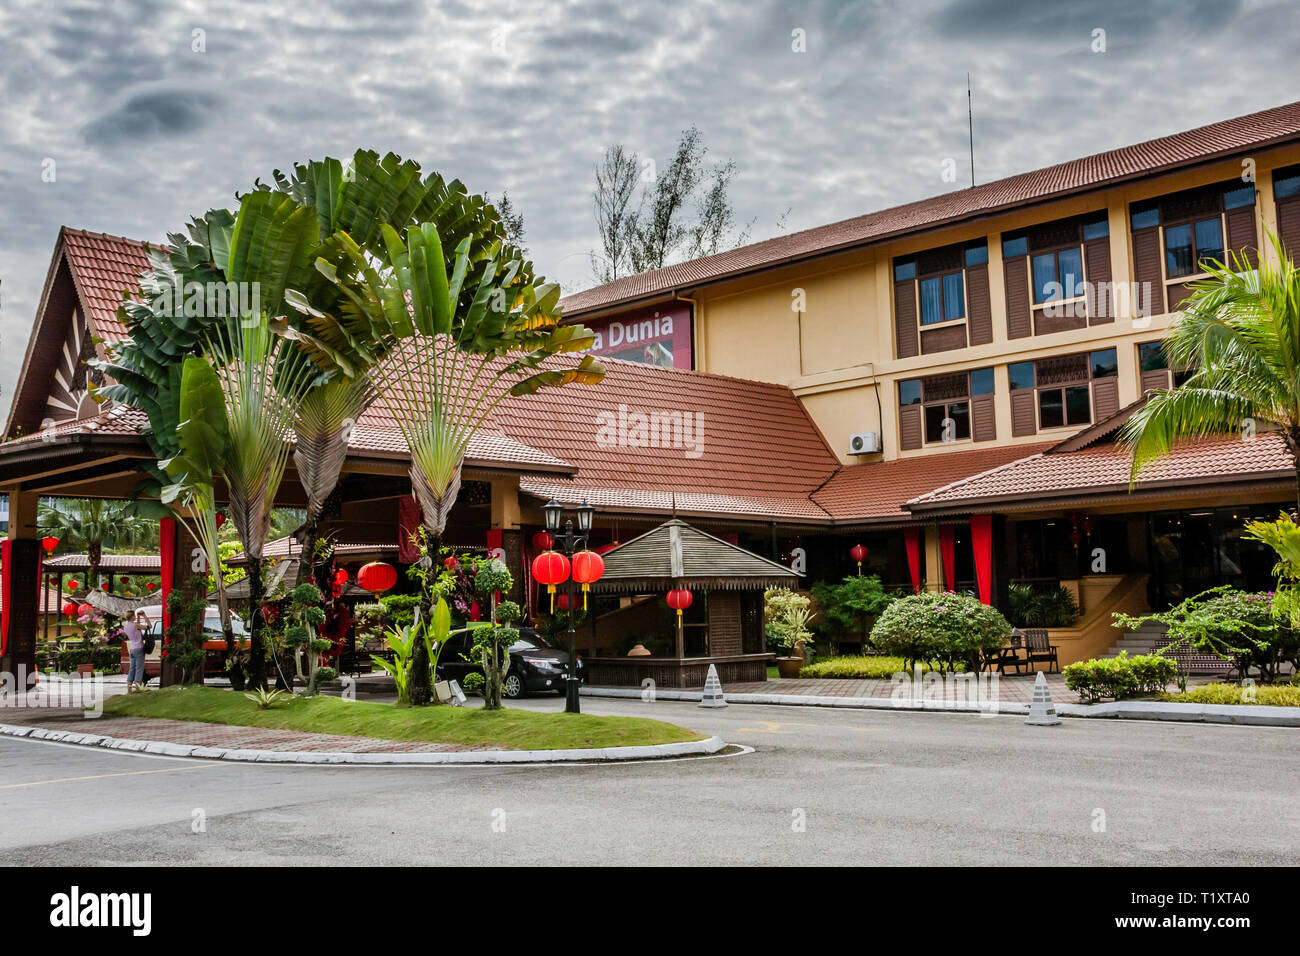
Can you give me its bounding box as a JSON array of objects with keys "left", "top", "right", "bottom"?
[{"left": 765, "top": 588, "right": 815, "bottom": 678}]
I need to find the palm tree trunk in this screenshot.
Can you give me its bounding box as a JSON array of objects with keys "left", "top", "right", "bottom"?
[
  {"left": 87, "top": 540, "right": 102, "bottom": 592},
  {"left": 246, "top": 559, "right": 267, "bottom": 689},
  {"left": 408, "top": 530, "right": 440, "bottom": 706}
]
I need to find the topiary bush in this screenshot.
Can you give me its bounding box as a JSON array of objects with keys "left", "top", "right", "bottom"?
[
  {"left": 869, "top": 591, "right": 1011, "bottom": 673},
  {"left": 1063, "top": 651, "right": 1177, "bottom": 703}
]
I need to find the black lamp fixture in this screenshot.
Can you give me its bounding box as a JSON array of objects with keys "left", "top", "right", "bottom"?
[
  {"left": 577, "top": 499, "right": 594, "bottom": 532},
  {"left": 543, "top": 498, "right": 563, "bottom": 532}
]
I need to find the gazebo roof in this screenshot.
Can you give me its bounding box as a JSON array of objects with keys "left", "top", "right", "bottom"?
[{"left": 592, "top": 518, "right": 798, "bottom": 592}]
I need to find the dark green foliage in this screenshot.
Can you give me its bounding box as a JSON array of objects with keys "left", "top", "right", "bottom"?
[
  {"left": 810, "top": 575, "right": 895, "bottom": 647},
  {"left": 870, "top": 591, "right": 1011, "bottom": 673},
  {"left": 1007, "top": 584, "right": 1079, "bottom": 628},
  {"left": 1063, "top": 652, "right": 1178, "bottom": 703}
]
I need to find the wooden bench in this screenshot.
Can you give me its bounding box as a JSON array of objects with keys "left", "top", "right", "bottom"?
[
  {"left": 1021, "top": 628, "right": 1059, "bottom": 673},
  {"left": 984, "top": 633, "right": 1025, "bottom": 674}
]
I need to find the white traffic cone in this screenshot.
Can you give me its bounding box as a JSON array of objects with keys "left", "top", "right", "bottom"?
[
  {"left": 699, "top": 663, "right": 728, "bottom": 708},
  {"left": 1025, "top": 671, "right": 1061, "bottom": 726}
]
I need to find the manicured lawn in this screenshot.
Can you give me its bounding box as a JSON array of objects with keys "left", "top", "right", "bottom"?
[
  {"left": 1160, "top": 682, "right": 1300, "bottom": 707},
  {"left": 103, "top": 686, "right": 706, "bottom": 750},
  {"left": 798, "top": 655, "right": 941, "bottom": 680}
]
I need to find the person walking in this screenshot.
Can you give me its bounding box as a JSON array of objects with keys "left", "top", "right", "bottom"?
[{"left": 122, "top": 610, "right": 151, "bottom": 692}]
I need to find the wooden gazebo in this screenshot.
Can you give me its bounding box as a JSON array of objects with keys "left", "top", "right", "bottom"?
[{"left": 582, "top": 518, "right": 798, "bottom": 688}]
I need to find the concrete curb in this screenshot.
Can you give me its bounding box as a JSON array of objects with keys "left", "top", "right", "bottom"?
[
  {"left": 0, "top": 722, "right": 729, "bottom": 764},
  {"left": 579, "top": 688, "right": 1300, "bottom": 727}
]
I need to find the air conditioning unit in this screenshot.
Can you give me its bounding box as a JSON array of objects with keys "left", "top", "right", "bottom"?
[{"left": 848, "top": 431, "right": 880, "bottom": 455}]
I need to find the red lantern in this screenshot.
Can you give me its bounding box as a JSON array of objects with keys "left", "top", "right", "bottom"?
[
  {"left": 850, "top": 544, "right": 868, "bottom": 575},
  {"left": 666, "top": 587, "right": 693, "bottom": 626},
  {"left": 101, "top": 582, "right": 110, "bottom": 591},
  {"left": 1081, "top": 515, "right": 1096, "bottom": 535},
  {"left": 357, "top": 561, "right": 397, "bottom": 594},
  {"left": 67, "top": 581, "right": 80, "bottom": 592},
  {"left": 215, "top": 512, "right": 226, "bottom": 528},
  {"left": 1069, "top": 529, "right": 1084, "bottom": 549},
  {"left": 530, "top": 550, "right": 570, "bottom": 612},
  {"left": 77, "top": 603, "right": 94, "bottom": 617},
  {"left": 61, "top": 601, "right": 78, "bottom": 618},
  {"left": 555, "top": 592, "right": 571, "bottom": 612},
  {"left": 531, "top": 531, "right": 553, "bottom": 552},
  {"left": 442, "top": 556, "right": 459, "bottom": 571},
  {"left": 120, "top": 576, "right": 130, "bottom": 584},
  {"left": 41, "top": 536, "right": 59, "bottom": 554},
  {"left": 146, "top": 582, "right": 157, "bottom": 592},
  {"left": 570, "top": 550, "right": 605, "bottom": 610},
  {"left": 334, "top": 568, "right": 349, "bottom": 585}
]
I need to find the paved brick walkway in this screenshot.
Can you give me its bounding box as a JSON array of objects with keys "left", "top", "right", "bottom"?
[
  {"left": 0, "top": 706, "right": 478, "bottom": 753},
  {"left": 709, "top": 672, "right": 1070, "bottom": 703}
]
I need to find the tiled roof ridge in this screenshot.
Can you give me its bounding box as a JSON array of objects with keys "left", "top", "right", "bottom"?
[{"left": 906, "top": 451, "right": 1051, "bottom": 506}]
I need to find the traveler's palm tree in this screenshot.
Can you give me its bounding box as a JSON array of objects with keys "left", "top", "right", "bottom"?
[
  {"left": 38, "top": 498, "right": 157, "bottom": 589},
  {"left": 1121, "top": 233, "right": 1300, "bottom": 508}
]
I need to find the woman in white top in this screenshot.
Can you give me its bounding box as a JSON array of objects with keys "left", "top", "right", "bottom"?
[{"left": 122, "top": 610, "right": 151, "bottom": 692}]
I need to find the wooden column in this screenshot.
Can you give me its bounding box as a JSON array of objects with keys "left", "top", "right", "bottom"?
[{"left": 1, "top": 491, "right": 41, "bottom": 688}]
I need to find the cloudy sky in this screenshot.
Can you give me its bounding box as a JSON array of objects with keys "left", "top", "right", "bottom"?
[{"left": 2, "top": 0, "right": 1298, "bottom": 418}]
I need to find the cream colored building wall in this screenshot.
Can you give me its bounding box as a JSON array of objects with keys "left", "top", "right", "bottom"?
[{"left": 689, "top": 145, "right": 1300, "bottom": 464}]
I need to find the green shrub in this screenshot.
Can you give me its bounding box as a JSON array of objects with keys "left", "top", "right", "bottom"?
[
  {"left": 1161, "top": 682, "right": 1300, "bottom": 707},
  {"left": 379, "top": 593, "right": 421, "bottom": 629},
  {"left": 1113, "top": 586, "right": 1296, "bottom": 683},
  {"left": 869, "top": 592, "right": 1011, "bottom": 672},
  {"left": 1063, "top": 652, "right": 1176, "bottom": 703},
  {"left": 1007, "top": 584, "right": 1079, "bottom": 628},
  {"left": 809, "top": 575, "right": 895, "bottom": 649}
]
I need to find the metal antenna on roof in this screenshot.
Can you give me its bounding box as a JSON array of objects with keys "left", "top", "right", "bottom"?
[{"left": 967, "top": 73, "right": 976, "bottom": 188}]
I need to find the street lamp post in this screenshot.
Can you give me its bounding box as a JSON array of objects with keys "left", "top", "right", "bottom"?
[{"left": 543, "top": 498, "right": 595, "bottom": 714}]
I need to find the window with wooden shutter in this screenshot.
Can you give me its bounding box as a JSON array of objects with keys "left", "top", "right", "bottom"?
[
  {"left": 1273, "top": 166, "right": 1300, "bottom": 262},
  {"left": 1003, "top": 240, "right": 1032, "bottom": 339},
  {"left": 1130, "top": 204, "right": 1166, "bottom": 318},
  {"left": 965, "top": 243, "right": 993, "bottom": 346},
  {"left": 897, "top": 368, "right": 995, "bottom": 448},
  {"left": 893, "top": 258, "right": 919, "bottom": 359},
  {"left": 1082, "top": 213, "right": 1112, "bottom": 325},
  {"left": 899, "top": 402, "right": 923, "bottom": 450}
]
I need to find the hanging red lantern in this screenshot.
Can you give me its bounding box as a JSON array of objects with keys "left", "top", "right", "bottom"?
[
  {"left": 442, "top": 556, "right": 459, "bottom": 571},
  {"left": 1069, "top": 529, "right": 1084, "bottom": 548},
  {"left": 849, "top": 543, "right": 868, "bottom": 575},
  {"left": 77, "top": 603, "right": 94, "bottom": 617},
  {"left": 1081, "top": 515, "right": 1096, "bottom": 535},
  {"left": 41, "top": 536, "right": 59, "bottom": 554},
  {"left": 531, "top": 531, "right": 553, "bottom": 552},
  {"left": 120, "top": 576, "right": 130, "bottom": 584},
  {"left": 570, "top": 550, "right": 605, "bottom": 610},
  {"left": 555, "top": 592, "right": 571, "bottom": 612},
  {"left": 61, "top": 601, "right": 78, "bottom": 618},
  {"left": 530, "top": 550, "right": 570, "bottom": 612},
  {"left": 100, "top": 582, "right": 110, "bottom": 591},
  {"left": 666, "top": 587, "right": 693, "bottom": 626},
  {"left": 215, "top": 512, "right": 226, "bottom": 528},
  {"left": 67, "top": 580, "right": 80, "bottom": 592},
  {"left": 334, "top": 568, "right": 349, "bottom": 586},
  {"left": 146, "top": 582, "right": 157, "bottom": 592},
  {"left": 357, "top": 561, "right": 397, "bottom": 594}
]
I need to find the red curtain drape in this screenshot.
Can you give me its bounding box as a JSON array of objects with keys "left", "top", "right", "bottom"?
[
  {"left": 1, "top": 539, "right": 11, "bottom": 655},
  {"left": 397, "top": 495, "right": 421, "bottom": 563},
  {"left": 904, "top": 527, "right": 922, "bottom": 594},
  {"left": 160, "top": 516, "right": 176, "bottom": 633},
  {"left": 971, "top": 514, "right": 993, "bottom": 605},
  {"left": 939, "top": 525, "right": 956, "bottom": 592}
]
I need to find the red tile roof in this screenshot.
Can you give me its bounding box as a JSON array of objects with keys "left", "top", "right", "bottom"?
[
  {"left": 906, "top": 435, "right": 1296, "bottom": 514},
  {"left": 561, "top": 100, "right": 1300, "bottom": 316},
  {"left": 60, "top": 228, "right": 155, "bottom": 343},
  {"left": 813, "top": 442, "right": 1055, "bottom": 523}
]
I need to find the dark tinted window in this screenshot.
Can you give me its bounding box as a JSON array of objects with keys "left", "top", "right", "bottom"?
[
  {"left": 970, "top": 367, "right": 995, "bottom": 396},
  {"left": 1223, "top": 185, "right": 1255, "bottom": 209},
  {"left": 1131, "top": 205, "right": 1160, "bottom": 230},
  {"left": 1002, "top": 235, "right": 1028, "bottom": 258},
  {"left": 1008, "top": 361, "right": 1035, "bottom": 390},
  {"left": 1065, "top": 385, "right": 1092, "bottom": 425},
  {"left": 1139, "top": 342, "right": 1167, "bottom": 372},
  {"left": 964, "top": 243, "right": 988, "bottom": 267},
  {"left": 1090, "top": 348, "right": 1118, "bottom": 378},
  {"left": 1165, "top": 223, "right": 1193, "bottom": 276},
  {"left": 894, "top": 260, "right": 917, "bottom": 281},
  {"left": 899, "top": 379, "right": 922, "bottom": 405},
  {"left": 1276, "top": 171, "right": 1300, "bottom": 200},
  {"left": 1082, "top": 215, "right": 1109, "bottom": 240},
  {"left": 1038, "top": 390, "right": 1064, "bottom": 429}
]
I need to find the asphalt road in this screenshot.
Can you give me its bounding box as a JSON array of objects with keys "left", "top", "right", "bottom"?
[{"left": 2, "top": 696, "right": 1296, "bottom": 865}]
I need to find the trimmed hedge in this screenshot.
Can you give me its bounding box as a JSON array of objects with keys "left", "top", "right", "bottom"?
[
  {"left": 798, "top": 655, "right": 940, "bottom": 679},
  {"left": 869, "top": 592, "right": 1011, "bottom": 672},
  {"left": 1161, "top": 682, "right": 1300, "bottom": 707},
  {"left": 1063, "top": 651, "right": 1177, "bottom": 703}
]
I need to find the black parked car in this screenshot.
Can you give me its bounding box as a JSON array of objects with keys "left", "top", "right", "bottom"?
[{"left": 435, "top": 628, "right": 585, "bottom": 699}]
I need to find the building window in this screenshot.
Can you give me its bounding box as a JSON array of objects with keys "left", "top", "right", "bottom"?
[
  {"left": 1019, "top": 349, "right": 1117, "bottom": 430},
  {"left": 1032, "top": 246, "right": 1085, "bottom": 302},
  {"left": 1276, "top": 168, "right": 1300, "bottom": 200},
  {"left": 1164, "top": 218, "right": 1224, "bottom": 278},
  {"left": 1139, "top": 340, "right": 1192, "bottom": 388},
  {"left": 899, "top": 368, "right": 994, "bottom": 446},
  {"left": 919, "top": 271, "right": 965, "bottom": 325}
]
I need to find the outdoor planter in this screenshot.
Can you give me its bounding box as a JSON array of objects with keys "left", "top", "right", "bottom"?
[
  {"left": 76, "top": 663, "right": 93, "bottom": 676},
  {"left": 776, "top": 656, "right": 803, "bottom": 678}
]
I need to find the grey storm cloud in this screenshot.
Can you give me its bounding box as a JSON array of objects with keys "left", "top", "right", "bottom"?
[
  {"left": 81, "top": 90, "right": 224, "bottom": 147},
  {"left": 1, "top": 0, "right": 1300, "bottom": 421}
]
